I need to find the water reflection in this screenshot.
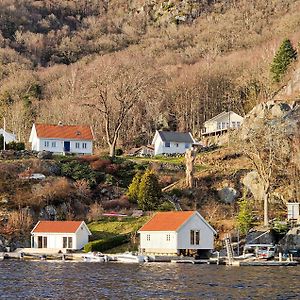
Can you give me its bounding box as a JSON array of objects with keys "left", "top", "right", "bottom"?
[{"left": 0, "top": 261, "right": 299, "bottom": 299}]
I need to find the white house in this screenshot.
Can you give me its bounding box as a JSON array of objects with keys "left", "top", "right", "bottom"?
[
  {"left": 202, "top": 111, "right": 244, "bottom": 136},
  {"left": 138, "top": 211, "right": 216, "bottom": 256},
  {"left": 151, "top": 130, "right": 195, "bottom": 156},
  {"left": 29, "top": 123, "right": 94, "bottom": 155},
  {"left": 31, "top": 220, "right": 91, "bottom": 251},
  {"left": 0, "top": 128, "right": 17, "bottom": 144}
]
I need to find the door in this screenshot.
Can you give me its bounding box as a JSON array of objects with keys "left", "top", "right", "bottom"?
[{"left": 64, "top": 141, "right": 70, "bottom": 152}]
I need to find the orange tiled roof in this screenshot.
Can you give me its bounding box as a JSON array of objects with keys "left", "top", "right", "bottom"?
[
  {"left": 32, "top": 221, "right": 83, "bottom": 233},
  {"left": 35, "top": 124, "right": 93, "bottom": 140},
  {"left": 139, "top": 211, "right": 195, "bottom": 231}
]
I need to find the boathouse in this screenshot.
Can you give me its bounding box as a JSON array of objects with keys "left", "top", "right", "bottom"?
[
  {"left": 31, "top": 221, "right": 91, "bottom": 251},
  {"left": 138, "top": 211, "right": 216, "bottom": 256}
]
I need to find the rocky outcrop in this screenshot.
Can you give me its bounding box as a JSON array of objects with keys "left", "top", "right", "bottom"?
[
  {"left": 218, "top": 187, "right": 238, "bottom": 204},
  {"left": 278, "top": 226, "right": 300, "bottom": 252},
  {"left": 242, "top": 171, "right": 264, "bottom": 202}
]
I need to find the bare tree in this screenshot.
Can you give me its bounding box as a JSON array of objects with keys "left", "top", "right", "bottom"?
[{"left": 81, "top": 58, "right": 154, "bottom": 157}]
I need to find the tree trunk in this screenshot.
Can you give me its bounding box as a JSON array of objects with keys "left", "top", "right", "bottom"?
[
  {"left": 263, "top": 192, "right": 269, "bottom": 226},
  {"left": 109, "top": 142, "right": 116, "bottom": 157}
]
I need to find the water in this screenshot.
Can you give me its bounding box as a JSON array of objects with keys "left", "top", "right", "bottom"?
[{"left": 0, "top": 260, "right": 299, "bottom": 299}]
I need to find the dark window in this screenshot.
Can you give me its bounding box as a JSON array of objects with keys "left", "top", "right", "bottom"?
[
  {"left": 190, "top": 230, "right": 195, "bottom": 245},
  {"left": 63, "top": 237, "right": 68, "bottom": 248},
  {"left": 68, "top": 237, "right": 73, "bottom": 248},
  {"left": 165, "top": 142, "right": 170, "bottom": 147},
  {"left": 43, "top": 237, "right": 47, "bottom": 248},
  {"left": 190, "top": 230, "right": 200, "bottom": 245}
]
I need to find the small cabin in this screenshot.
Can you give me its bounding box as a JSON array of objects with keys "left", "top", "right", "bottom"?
[
  {"left": 151, "top": 130, "right": 195, "bottom": 156},
  {"left": 29, "top": 123, "right": 94, "bottom": 155},
  {"left": 31, "top": 221, "right": 91, "bottom": 251},
  {"left": 138, "top": 211, "right": 216, "bottom": 256},
  {"left": 202, "top": 111, "right": 244, "bottom": 136}
]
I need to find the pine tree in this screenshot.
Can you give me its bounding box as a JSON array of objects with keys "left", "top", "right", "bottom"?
[
  {"left": 138, "top": 169, "right": 161, "bottom": 211},
  {"left": 127, "top": 171, "right": 143, "bottom": 203},
  {"left": 236, "top": 191, "right": 254, "bottom": 235},
  {"left": 270, "top": 38, "right": 297, "bottom": 82}
]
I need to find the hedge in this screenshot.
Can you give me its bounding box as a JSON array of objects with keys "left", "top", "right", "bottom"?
[{"left": 84, "top": 234, "right": 130, "bottom": 253}]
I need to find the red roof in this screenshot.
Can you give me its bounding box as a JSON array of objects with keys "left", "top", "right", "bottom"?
[
  {"left": 34, "top": 124, "right": 93, "bottom": 140},
  {"left": 139, "top": 211, "right": 195, "bottom": 231},
  {"left": 32, "top": 221, "right": 84, "bottom": 233}
]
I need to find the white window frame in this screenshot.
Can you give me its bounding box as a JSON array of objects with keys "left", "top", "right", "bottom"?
[
  {"left": 82, "top": 142, "right": 87, "bottom": 149},
  {"left": 51, "top": 141, "right": 56, "bottom": 148},
  {"left": 146, "top": 234, "right": 150, "bottom": 241},
  {"left": 166, "top": 234, "right": 171, "bottom": 241},
  {"left": 44, "top": 141, "right": 49, "bottom": 148},
  {"left": 75, "top": 142, "right": 80, "bottom": 149}
]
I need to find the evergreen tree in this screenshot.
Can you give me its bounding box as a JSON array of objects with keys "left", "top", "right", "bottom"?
[
  {"left": 270, "top": 38, "right": 297, "bottom": 82},
  {"left": 236, "top": 191, "right": 254, "bottom": 235},
  {"left": 138, "top": 169, "right": 161, "bottom": 211},
  {"left": 127, "top": 171, "right": 143, "bottom": 203}
]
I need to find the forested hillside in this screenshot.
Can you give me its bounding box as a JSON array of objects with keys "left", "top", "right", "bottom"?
[{"left": 1, "top": 0, "right": 300, "bottom": 151}]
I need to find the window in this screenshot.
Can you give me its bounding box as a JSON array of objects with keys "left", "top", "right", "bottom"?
[
  {"left": 190, "top": 230, "right": 200, "bottom": 245},
  {"left": 232, "top": 121, "right": 236, "bottom": 128},
  {"left": 175, "top": 143, "right": 179, "bottom": 147},
  {"left": 146, "top": 234, "right": 150, "bottom": 241},
  {"left": 44, "top": 141, "right": 49, "bottom": 147},
  {"left": 185, "top": 143, "right": 190, "bottom": 149},
  {"left": 221, "top": 122, "right": 226, "bottom": 129},
  {"left": 165, "top": 142, "right": 170, "bottom": 147},
  {"left": 75, "top": 142, "right": 80, "bottom": 149},
  {"left": 82, "top": 142, "right": 87, "bottom": 149},
  {"left": 63, "top": 237, "right": 73, "bottom": 248},
  {"left": 166, "top": 234, "right": 171, "bottom": 241},
  {"left": 237, "top": 122, "right": 241, "bottom": 127},
  {"left": 217, "top": 122, "right": 221, "bottom": 130},
  {"left": 51, "top": 141, "right": 56, "bottom": 148}
]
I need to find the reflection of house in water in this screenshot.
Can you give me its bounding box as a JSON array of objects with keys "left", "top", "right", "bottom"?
[{"left": 202, "top": 111, "right": 244, "bottom": 136}]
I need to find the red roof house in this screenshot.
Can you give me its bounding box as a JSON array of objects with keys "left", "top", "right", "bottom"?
[
  {"left": 29, "top": 123, "right": 94, "bottom": 155},
  {"left": 138, "top": 211, "right": 216, "bottom": 255},
  {"left": 31, "top": 221, "right": 91, "bottom": 250}
]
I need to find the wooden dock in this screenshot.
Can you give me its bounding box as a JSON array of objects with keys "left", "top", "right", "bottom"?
[{"left": 232, "top": 260, "right": 298, "bottom": 267}]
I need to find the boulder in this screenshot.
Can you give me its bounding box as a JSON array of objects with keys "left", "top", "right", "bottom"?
[
  {"left": 278, "top": 226, "right": 300, "bottom": 252},
  {"left": 218, "top": 187, "right": 238, "bottom": 204},
  {"left": 37, "top": 151, "right": 53, "bottom": 159},
  {"left": 246, "top": 229, "right": 276, "bottom": 245},
  {"left": 242, "top": 171, "right": 264, "bottom": 202}
]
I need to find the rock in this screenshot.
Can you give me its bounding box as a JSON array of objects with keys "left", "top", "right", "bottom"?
[
  {"left": 278, "top": 226, "right": 300, "bottom": 252},
  {"left": 242, "top": 171, "right": 264, "bottom": 202},
  {"left": 39, "top": 205, "right": 57, "bottom": 220},
  {"left": 246, "top": 229, "right": 276, "bottom": 245},
  {"left": 217, "top": 187, "right": 238, "bottom": 204},
  {"left": 37, "top": 151, "right": 53, "bottom": 159}
]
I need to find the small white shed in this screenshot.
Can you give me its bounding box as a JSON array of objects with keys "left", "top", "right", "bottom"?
[
  {"left": 287, "top": 203, "right": 300, "bottom": 220},
  {"left": 31, "top": 221, "right": 91, "bottom": 250},
  {"left": 138, "top": 211, "right": 216, "bottom": 255}
]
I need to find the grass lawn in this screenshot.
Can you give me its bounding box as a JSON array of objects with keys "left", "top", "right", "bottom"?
[{"left": 88, "top": 216, "right": 150, "bottom": 241}]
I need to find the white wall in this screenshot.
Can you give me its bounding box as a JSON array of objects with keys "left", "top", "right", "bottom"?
[
  {"left": 154, "top": 138, "right": 192, "bottom": 155},
  {"left": 32, "top": 233, "right": 76, "bottom": 249},
  {"left": 75, "top": 225, "right": 90, "bottom": 249},
  {"left": 204, "top": 112, "right": 244, "bottom": 134},
  {"left": 177, "top": 214, "right": 214, "bottom": 250},
  {"left": 140, "top": 231, "right": 178, "bottom": 254},
  {"left": 33, "top": 137, "right": 93, "bottom": 154}
]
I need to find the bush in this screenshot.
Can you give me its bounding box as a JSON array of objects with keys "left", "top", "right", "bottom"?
[
  {"left": 115, "top": 148, "right": 123, "bottom": 156},
  {"left": 6, "top": 141, "right": 25, "bottom": 151},
  {"left": 84, "top": 234, "right": 129, "bottom": 252},
  {"left": 158, "top": 201, "right": 175, "bottom": 211},
  {"left": 236, "top": 192, "right": 254, "bottom": 235},
  {"left": 127, "top": 171, "right": 143, "bottom": 203},
  {"left": 90, "top": 159, "right": 111, "bottom": 171}
]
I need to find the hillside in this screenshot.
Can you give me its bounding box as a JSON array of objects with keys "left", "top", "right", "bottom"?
[{"left": 1, "top": 0, "right": 300, "bottom": 152}]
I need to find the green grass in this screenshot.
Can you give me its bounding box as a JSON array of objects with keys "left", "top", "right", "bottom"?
[{"left": 85, "top": 216, "right": 150, "bottom": 253}]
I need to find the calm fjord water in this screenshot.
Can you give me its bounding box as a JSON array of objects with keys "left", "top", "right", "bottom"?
[{"left": 0, "top": 260, "right": 299, "bottom": 299}]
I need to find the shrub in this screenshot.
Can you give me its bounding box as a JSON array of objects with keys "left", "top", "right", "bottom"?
[
  {"left": 158, "top": 201, "right": 175, "bottom": 211},
  {"left": 138, "top": 169, "right": 161, "bottom": 211},
  {"left": 159, "top": 175, "right": 173, "bottom": 187},
  {"left": 77, "top": 155, "right": 99, "bottom": 163},
  {"left": 90, "top": 159, "right": 111, "bottom": 171},
  {"left": 236, "top": 192, "right": 254, "bottom": 235},
  {"left": 87, "top": 202, "right": 103, "bottom": 222},
  {"left": 115, "top": 148, "right": 124, "bottom": 156},
  {"left": 127, "top": 171, "right": 143, "bottom": 203},
  {"left": 6, "top": 141, "right": 25, "bottom": 151},
  {"left": 84, "top": 234, "right": 129, "bottom": 252},
  {"left": 105, "top": 163, "right": 119, "bottom": 174},
  {"left": 102, "top": 197, "right": 130, "bottom": 210}
]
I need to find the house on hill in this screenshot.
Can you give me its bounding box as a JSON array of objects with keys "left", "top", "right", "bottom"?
[
  {"left": 138, "top": 211, "right": 216, "bottom": 256},
  {"left": 29, "top": 123, "right": 94, "bottom": 155},
  {"left": 31, "top": 221, "right": 91, "bottom": 251},
  {"left": 0, "top": 128, "right": 17, "bottom": 144},
  {"left": 151, "top": 130, "right": 195, "bottom": 156},
  {"left": 202, "top": 111, "right": 244, "bottom": 136}
]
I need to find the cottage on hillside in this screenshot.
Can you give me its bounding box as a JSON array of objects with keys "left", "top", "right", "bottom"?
[
  {"left": 138, "top": 211, "right": 216, "bottom": 256},
  {"left": 29, "top": 123, "right": 94, "bottom": 155},
  {"left": 31, "top": 221, "right": 91, "bottom": 250},
  {"left": 151, "top": 130, "right": 195, "bottom": 156},
  {"left": 202, "top": 111, "right": 244, "bottom": 136},
  {"left": 0, "top": 128, "right": 17, "bottom": 144}
]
